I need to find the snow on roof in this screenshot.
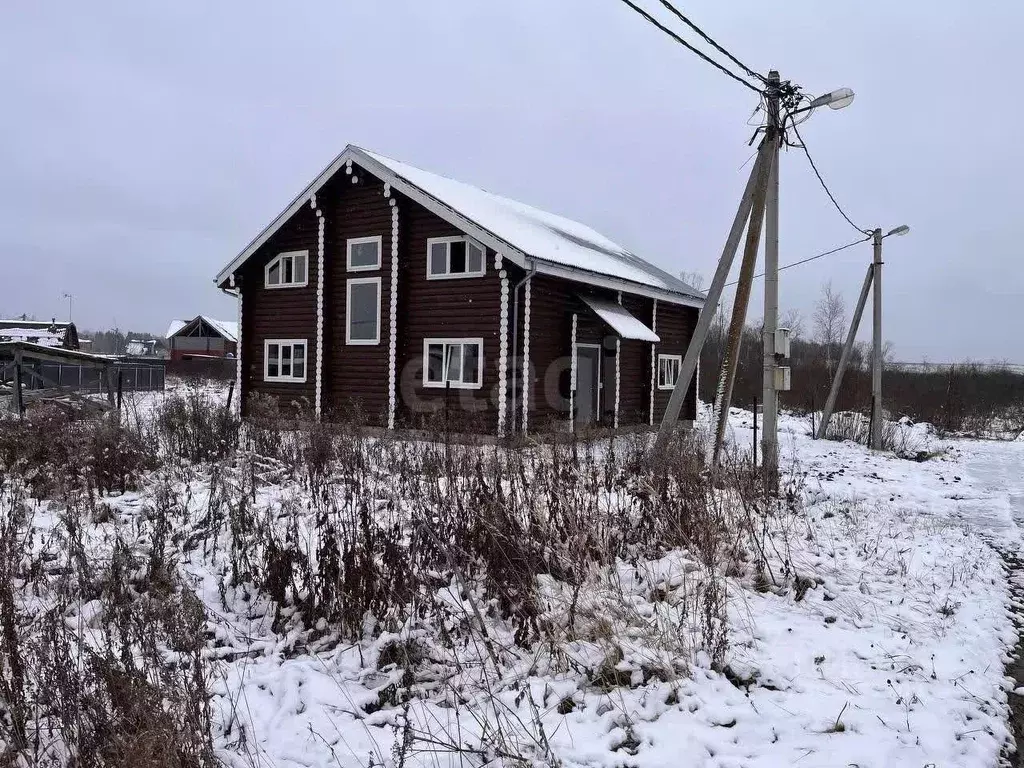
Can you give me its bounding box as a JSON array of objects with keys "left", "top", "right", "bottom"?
[
  {"left": 578, "top": 295, "right": 660, "bottom": 342},
  {"left": 358, "top": 148, "right": 703, "bottom": 300},
  {"left": 165, "top": 319, "right": 188, "bottom": 339},
  {"left": 0, "top": 327, "right": 64, "bottom": 347},
  {"left": 215, "top": 145, "right": 705, "bottom": 305},
  {"left": 166, "top": 316, "right": 238, "bottom": 342}
]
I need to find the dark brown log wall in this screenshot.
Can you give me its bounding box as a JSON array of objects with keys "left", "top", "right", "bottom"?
[
  {"left": 324, "top": 173, "right": 393, "bottom": 424},
  {"left": 239, "top": 204, "right": 319, "bottom": 415},
  {"left": 652, "top": 300, "right": 699, "bottom": 422},
  {"left": 396, "top": 201, "right": 501, "bottom": 432}
]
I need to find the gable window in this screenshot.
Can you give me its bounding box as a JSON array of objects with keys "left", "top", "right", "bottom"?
[
  {"left": 265, "top": 250, "right": 308, "bottom": 288},
  {"left": 426, "top": 237, "right": 486, "bottom": 279},
  {"left": 658, "top": 354, "right": 681, "bottom": 390},
  {"left": 347, "top": 236, "right": 382, "bottom": 272},
  {"left": 265, "top": 340, "right": 307, "bottom": 382},
  {"left": 346, "top": 277, "right": 381, "bottom": 345},
  {"left": 423, "top": 338, "right": 483, "bottom": 389}
]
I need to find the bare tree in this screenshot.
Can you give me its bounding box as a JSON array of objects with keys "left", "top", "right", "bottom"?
[
  {"left": 813, "top": 281, "right": 848, "bottom": 374},
  {"left": 780, "top": 308, "right": 805, "bottom": 340},
  {"left": 679, "top": 270, "right": 705, "bottom": 293}
]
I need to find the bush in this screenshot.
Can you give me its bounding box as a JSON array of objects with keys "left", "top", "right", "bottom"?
[
  {"left": 0, "top": 408, "right": 157, "bottom": 498},
  {"left": 155, "top": 385, "right": 239, "bottom": 463}
]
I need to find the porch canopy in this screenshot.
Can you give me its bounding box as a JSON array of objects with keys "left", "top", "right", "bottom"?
[{"left": 578, "top": 295, "right": 660, "bottom": 342}]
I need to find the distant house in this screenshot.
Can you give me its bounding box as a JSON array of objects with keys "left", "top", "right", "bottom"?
[
  {"left": 165, "top": 316, "right": 238, "bottom": 361},
  {"left": 125, "top": 339, "right": 159, "bottom": 357},
  {"left": 0, "top": 319, "right": 79, "bottom": 350},
  {"left": 214, "top": 145, "right": 703, "bottom": 435}
]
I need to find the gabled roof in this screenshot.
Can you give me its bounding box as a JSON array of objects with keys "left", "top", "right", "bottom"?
[
  {"left": 215, "top": 145, "right": 705, "bottom": 307},
  {"left": 166, "top": 316, "right": 238, "bottom": 342},
  {"left": 0, "top": 320, "right": 76, "bottom": 349}
]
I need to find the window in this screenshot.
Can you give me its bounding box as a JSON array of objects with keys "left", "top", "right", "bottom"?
[
  {"left": 347, "top": 236, "right": 382, "bottom": 272},
  {"left": 346, "top": 277, "right": 381, "bottom": 345},
  {"left": 423, "top": 338, "right": 483, "bottom": 389},
  {"left": 658, "top": 354, "right": 681, "bottom": 390},
  {"left": 265, "top": 251, "right": 308, "bottom": 288},
  {"left": 264, "top": 340, "right": 307, "bottom": 382},
  {"left": 426, "top": 237, "right": 486, "bottom": 279}
]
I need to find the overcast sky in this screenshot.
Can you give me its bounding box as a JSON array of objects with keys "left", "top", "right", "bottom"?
[{"left": 1, "top": 1, "right": 1019, "bottom": 361}]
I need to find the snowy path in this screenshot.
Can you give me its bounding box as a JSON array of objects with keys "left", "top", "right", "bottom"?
[{"left": 962, "top": 440, "right": 1024, "bottom": 540}]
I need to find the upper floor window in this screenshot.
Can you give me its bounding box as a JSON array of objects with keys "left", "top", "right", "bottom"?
[
  {"left": 427, "top": 236, "right": 486, "bottom": 280},
  {"left": 265, "top": 250, "right": 308, "bottom": 288},
  {"left": 347, "top": 236, "right": 382, "bottom": 272},
  {"left": 346, "top": 277, "right": 381, "bottom": 345},
  {"left": 658, "top": 354, "right": 681, "bottom": 390}
]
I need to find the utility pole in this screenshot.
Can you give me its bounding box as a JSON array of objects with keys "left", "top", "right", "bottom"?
[
  {"left": 870, "top": 228, "right": 883, "bottom": 449},
  {"left": 762, "top": 70, "right": 782, "bottom": 474},
  {"left": 711, "top": 139, "right": 774, "bottom": 464},
  {"left": 655, "top": 141, "right": 773, "bottom": 452},
  {"left": 817, "top": 225, "right": 908, "bottom": 445},
  {"left": 816, "top": 263, "right": 873, "bottom": 440}
]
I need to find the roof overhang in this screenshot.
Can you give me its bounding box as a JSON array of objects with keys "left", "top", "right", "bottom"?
[
  {"left": 578, "top": 295, "right": 660, "bottom": 342},
  {"left": 214, "top": 146, "right": 705, "bottom": 308}
]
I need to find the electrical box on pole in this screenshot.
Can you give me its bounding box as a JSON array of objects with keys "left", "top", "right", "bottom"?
[
  {"left": 773, "top": 328, "right": 791, "bottom": 359},
  {"left": 773, "top": 366, "right": 791, "bottom": 391}
]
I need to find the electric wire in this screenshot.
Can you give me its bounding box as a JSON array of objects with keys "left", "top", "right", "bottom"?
[
  {"left": 616, "top": 0, "right": 764, "bottom": 94},
  {"left": 787, "top": 116, "right": 870, "bottom": 236},
  {"left": 653, "top": 0, "right": 768, "bottom": 85},
  {"left": 724, "top": 235, "right": 871, "bottom": 287}
]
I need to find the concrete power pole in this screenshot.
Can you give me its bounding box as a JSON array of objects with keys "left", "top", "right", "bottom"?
[
  {"left": 655, "top": 141, "right": 774, "bottom": 453},
  {"left": 761, "top": 71, "right": 783, "bottom": 474},
  {"left": 816, "top": 263, "right": 873, "bottom": 440},
  {"left": 870, "top": 227, "right": 883, "bottom": 449}
]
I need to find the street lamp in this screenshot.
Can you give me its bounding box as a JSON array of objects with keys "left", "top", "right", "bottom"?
[
  {"left": 869, "top": 224, "right": 910, "bottom": 449},
  {"left": 809, "top": 87, "right": 856, "bottom": 110}
]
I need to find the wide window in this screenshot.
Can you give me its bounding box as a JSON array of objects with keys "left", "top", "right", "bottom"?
[
  {"left": 658, "top": 354, "right": 681, "bottom": 390},
  {"left": 346, "top": 277, "right": 381, "bottom": 345},
  {"left": 347, "top": 236, "right": 382, "bottom": 272},
  {"left": 265, "top": 251, "right": 308, "bottom": 288},
  {"left": 265, "top": 340, "right": 307, "bottom": 382},
  {"left": 426, "top": 237, "right": 486, "bottom": 279},
  {"left": 423, "top": 338, "right": 483, "bottom": 389}
]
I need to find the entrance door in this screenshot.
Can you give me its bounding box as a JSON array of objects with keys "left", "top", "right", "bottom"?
[{"left": 574, "top": 344, "right": 601, "bottom": 427}]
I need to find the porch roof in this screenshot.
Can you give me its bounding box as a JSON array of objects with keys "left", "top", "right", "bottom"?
[{"left": 579, "top": 295, "right": 660, "bottom": 342}]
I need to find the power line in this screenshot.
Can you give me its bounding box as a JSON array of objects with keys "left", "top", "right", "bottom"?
[
  {"left": 616, "top": 0, "right": 763, "bottom": 94},
  {"left": 654, "top": 0, "right": 767, "bottom": 85},
  {"left": 788, "top": 116, "right": 869, "bottom": 236},
  {"left": 725, "top": 235, "right": 870, "bottom": 286}
]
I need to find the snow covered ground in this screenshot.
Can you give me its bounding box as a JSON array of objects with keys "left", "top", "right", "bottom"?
[
  {"left": 6, "top": 391, "right": 1024, "bottom": 768},
  {"left": 202, "top": 409, "right": 1024, "bottom": 767}
]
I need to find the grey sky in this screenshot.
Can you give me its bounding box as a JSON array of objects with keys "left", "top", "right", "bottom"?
[{"left": 1, "top": 1, "right": 1019, "bottom": 362}]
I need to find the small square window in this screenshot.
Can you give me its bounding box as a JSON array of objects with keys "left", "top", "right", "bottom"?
[
  {"left": 264, "top": 340, "right": 307, "bottom": 382},
  {"left": 658, "top": 355, "right": 681, "bottom": 390},
  {"left": 426, "top": 237, "right": 486, "bottom": 279},
  {"left": 423, "top": 339, "right": 483, "bottom": 389},
  {"left": 347, "top": 236, "right": 382, "bottom": 271}
]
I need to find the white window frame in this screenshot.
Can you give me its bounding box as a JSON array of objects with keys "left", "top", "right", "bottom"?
[
  {"left": 346, "top": 276, "right": 382, "bottom": 345},
  {"left": 422, "top": 338, "right": 484, "bottom": 390},
  {"left": 264, "top": 250, "right": 309, "bottom": 289},
  {"left": 426, "top": 236, "right": 487, "bottom": 280},
  {"left": 657, "top": 354, "right": 682, "bottom": 390},
  {"left": 346, "top": 235, "right": 383, "bottom": 272},
  {"left": 264, "top": 339, "right": 308, "bottom": 383}
]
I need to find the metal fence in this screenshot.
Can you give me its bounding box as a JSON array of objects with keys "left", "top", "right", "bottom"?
[{"left": 29, "top": 360, "right": 166, "bottom": 393}]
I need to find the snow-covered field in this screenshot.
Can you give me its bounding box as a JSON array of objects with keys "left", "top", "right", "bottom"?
[{"left": 4, "top": 387, "right": 1024, "bottom": 768}]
